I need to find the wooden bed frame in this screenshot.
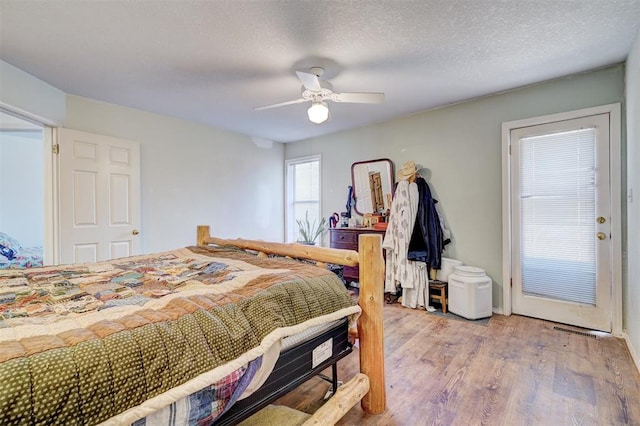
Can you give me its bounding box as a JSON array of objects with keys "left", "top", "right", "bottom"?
[{"left": 196, "top": 225, "right": 386, "bottom": 423}]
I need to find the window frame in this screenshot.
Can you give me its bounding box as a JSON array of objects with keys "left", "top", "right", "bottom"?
[{"left": 285, "top": 154, "right": 322, "bottom": 243}]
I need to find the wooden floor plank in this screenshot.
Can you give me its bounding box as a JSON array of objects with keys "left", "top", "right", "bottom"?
[{"left": 275, "top": 304, "right": 640, "bottom": 425}]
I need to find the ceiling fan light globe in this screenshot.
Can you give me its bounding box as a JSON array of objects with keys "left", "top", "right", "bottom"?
[{"left": 307, "top": 101, "right": 329, "bottom": 124}]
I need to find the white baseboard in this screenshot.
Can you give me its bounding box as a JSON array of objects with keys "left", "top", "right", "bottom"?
[
  {"left": 623, "top": 331, "right": 640, "bottom": 374},
  {"left": 492, "top": 307, "right": 504, "bottom": 315}
]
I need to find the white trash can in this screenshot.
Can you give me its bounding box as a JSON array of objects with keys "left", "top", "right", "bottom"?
[
  {"left": 448, "top": 265, "right": 492, "bottom": 320},
  {"left": 436, "top": 257, "right": 463, "bottom": 282}
]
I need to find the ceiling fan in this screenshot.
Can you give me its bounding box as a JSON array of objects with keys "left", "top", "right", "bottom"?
[{"left": 255, "top": 67, "right": 385, "bottom": 124}]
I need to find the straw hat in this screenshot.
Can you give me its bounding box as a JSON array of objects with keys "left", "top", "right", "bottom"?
[{"left": 397, "top": 160, "right": 417, "bottom": 180}]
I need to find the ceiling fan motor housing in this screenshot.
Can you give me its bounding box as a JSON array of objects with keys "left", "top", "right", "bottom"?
[
  {"left": 302, "top": 81, "right": 334, "bottom": 101},
  {"left": 309, "top": 67, "right": 325, "bottom": 77}
]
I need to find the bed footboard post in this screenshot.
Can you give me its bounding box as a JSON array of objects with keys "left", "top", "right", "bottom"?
[
  {"left": 357, "top": 234, "right": 386, "bottom": 414},
  {"left": 197, "top": 225, "right": 210, "bottom": 246}
]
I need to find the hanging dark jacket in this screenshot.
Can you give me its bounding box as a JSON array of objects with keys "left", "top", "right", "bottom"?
[{"left": 407, "top": 177, "right": 444, "bottom": 270}]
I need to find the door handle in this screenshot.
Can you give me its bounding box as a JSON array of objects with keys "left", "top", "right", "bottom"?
[
  {"left": 596, "top": 216, "right": 606, "bottom": 224},
  {"left": 597, "top": 232, "right": 606, "bottom": 240},
  {"left": 132, "top": 229, "right": 140, "bottom": 236}
]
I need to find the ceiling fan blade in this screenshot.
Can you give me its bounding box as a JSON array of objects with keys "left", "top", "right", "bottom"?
[
  {"left": 296, "top": 71, "right": 322, "bottom": 92},
  {"left": 254, "top": 98, "right": 308, "bottom": 111},
  {"left": 331, "top": 92, "right": 385, "bottom": 104}
]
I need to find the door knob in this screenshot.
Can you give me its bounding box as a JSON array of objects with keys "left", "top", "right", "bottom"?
[
  {"left": 596, "top": 216, "right": 606, "bottom": 224},
  {"left": 597, "top": 232, "right": 606, "bottom": 240},
  {"left": 132, "top": 229, "right": 140, "bottom": 235}
]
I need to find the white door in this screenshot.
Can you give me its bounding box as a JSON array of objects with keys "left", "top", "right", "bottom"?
[
  {"left": 58, "top": 128, "right": 141, "bottom": 264},
  {"left": 510, "top": 113, "right": 612, "bottom": 331}
]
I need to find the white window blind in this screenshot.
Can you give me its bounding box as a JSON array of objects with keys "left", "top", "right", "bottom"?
[
  {"left": 519, "top": 128, "right": 596, "bottom": 305},
  {"left": 286, "top": 156, "right": 321, "bottom": 243}
]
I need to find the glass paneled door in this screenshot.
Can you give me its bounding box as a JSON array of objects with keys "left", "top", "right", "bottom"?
[{"left": 510, "top": 113, "right": 612, "bottom": 331}]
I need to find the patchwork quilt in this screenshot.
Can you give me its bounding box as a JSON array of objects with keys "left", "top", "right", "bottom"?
[
  {"left": 0, "top": 246, "right": 360, "bottom": 425},
  {"left": 132, "top": 357, "right": 262, "bottom": 426}
]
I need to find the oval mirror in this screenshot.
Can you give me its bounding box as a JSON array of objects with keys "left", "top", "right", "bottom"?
[{"left": 351, "top": 158, "right": 394, "bottom": 216}]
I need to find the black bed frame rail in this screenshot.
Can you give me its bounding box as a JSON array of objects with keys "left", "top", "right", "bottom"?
[{"left": 215, "top": 319, "right": 353, "bottom": 425}]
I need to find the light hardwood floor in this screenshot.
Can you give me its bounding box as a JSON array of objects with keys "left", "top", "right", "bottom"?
[{"left": 276, "top": 304, "right": 640, "bottom": 425}]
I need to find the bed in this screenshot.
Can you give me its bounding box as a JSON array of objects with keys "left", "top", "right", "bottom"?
[
  {"left": 0, "top": 226, "right": 385, "bottom": 425},
  {"left": 0, "top": 232, "right": 43, "bottom": 269}
]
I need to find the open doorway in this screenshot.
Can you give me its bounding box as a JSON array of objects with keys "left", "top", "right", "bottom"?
[{"left": 0, "top": 111, "right": 46, "bottom": 268}]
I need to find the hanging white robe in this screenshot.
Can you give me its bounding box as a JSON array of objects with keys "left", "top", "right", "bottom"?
[
  {"left": 401, "top": 261, "right": 429, "bottom": 309},
  {"left": 382, "top": 181, "right": 419, "bottom": 294}
]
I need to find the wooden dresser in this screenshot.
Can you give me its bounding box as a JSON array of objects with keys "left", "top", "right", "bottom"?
[{"left": 329, "top": 227, "right": 386, "bottom": 283}]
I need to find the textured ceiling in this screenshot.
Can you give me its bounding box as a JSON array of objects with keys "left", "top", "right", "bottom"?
[{"left": 1, "top": 0, "right": 639, "bottom": 143}]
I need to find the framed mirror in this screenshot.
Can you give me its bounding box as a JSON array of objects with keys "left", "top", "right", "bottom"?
[{"left": 351, "top": 158, "right": 394, "bottom": 216}]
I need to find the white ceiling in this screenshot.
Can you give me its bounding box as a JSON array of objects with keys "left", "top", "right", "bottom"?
[{"left": 1, "top": 1, "right": 639, "bottom": 143}]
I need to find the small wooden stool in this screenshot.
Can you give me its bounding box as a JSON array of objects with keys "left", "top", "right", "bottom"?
[{"left": 428, "top": 280, "right": 448, "bottom": 314}]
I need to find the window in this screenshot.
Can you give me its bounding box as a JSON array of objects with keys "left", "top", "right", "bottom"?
[
  {"left": 285, "top": 155, "right": 321, "bottom": 243},
  {"left": 518, "top": 128, "right": 597, "bottom": 304}
]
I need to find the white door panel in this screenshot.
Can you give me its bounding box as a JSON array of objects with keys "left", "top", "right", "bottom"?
[
  {"left": 510, "top": 113, "right": 612, "bottom": 331},
  {"left": 73, "top": 170, "right": 98, "bottom": 226},
  {"left": 74, "top": 244, "right": 98, "bottom": 264},
  {"left": 110, "top": 174, "right": 131, "bottom": 224},
  {"left": 58, "top": 128, "right": 140, "bottom": 264},
  {"left": 110, "top": 241, "right": 132, "bottom": 259}
]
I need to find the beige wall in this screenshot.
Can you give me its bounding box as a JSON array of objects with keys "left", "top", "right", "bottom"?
[
  {"left": 286, "top": 65, "right": 625, "bottom": 312},
  {"left": 625, "top": 29, "right": 640, "bottom": 367},
  {"left": 65, "top": 96, "right": 285, "bottom": 253}
]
